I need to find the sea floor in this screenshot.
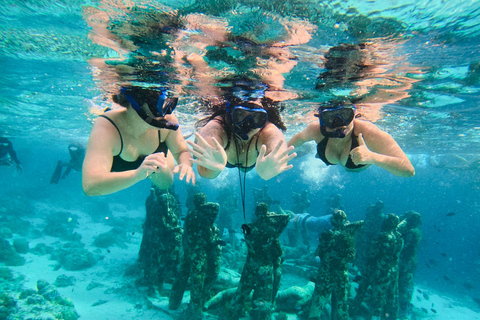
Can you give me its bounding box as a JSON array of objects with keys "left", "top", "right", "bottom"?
[{"left": 2, "top": 199, "right": 480, "bottom": 320}]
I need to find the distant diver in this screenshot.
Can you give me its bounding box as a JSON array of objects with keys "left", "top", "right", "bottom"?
[
  {"left": 0, "top": 137, "right": 22, "bottom": 172},
  {"left": 50, "top": 143, "right": 86, "bottom": 184}
]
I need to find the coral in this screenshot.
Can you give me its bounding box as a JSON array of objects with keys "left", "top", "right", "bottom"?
[
  {"left": 52, "top": 242, "right": 100, "bottom": 271},
  {"left": 54, "top": 275, "right": 76, "bottom": 288},
  {"left": 93, "top": 227, "right": 128, "bottom": 249},
  {"left": 13, "top": 238, "right": 29, "bottom": 254},
  {"left": 0, "top": 238, "right": 25, "bottom": 266},
  {"left": 0, "top": 267, "right": 13, "bottom": 281}
]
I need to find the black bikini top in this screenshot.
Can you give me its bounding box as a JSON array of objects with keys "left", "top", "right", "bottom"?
[
  {"left": 316, "top": 133, "right": 367, "bottom": 170},
  {"left": 99, "top": 115, "right": 168, "bottom": 172}
]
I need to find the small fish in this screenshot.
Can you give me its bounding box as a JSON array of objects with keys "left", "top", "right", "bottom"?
[
  {"left": 431, "top": 309, "right": 437, "bottom": 314},
  {"left": 446, "top": 212, "right": 456, "bottom": 216},
  {"left": 464, "top": 283, "right": 474, "bottom": 290},
  {"left": 423, "top": 292, "right": 430, "bottom": 300},
  {"left": 107, "top": 249, "right": 111, "bottom": 253},
  {"left": 417, "top": 289, "right": 423, "bottom": 293},
  {"left": 353, "top": 275, "right": 363, "bottom": 282},
  {"left": 472, "top": 297, "right": 480, "bottom": 307},
  {"left": 421, "top": 307, "right": 428, "bottom": 313},
  {"left": 132, "top": 232, "right": 135, "bottom": 235},
  {"left": 440, "top": 253, "right": 447, "bottom": 257},
  {"left": 443, "top": 275, "right": 450, "bottom": 281},
  {"left": 416, "top": 296, "right": 422, "bottom": 302},
  {"left": 425, "top": 263, "right": 431, "bottom": 269}
]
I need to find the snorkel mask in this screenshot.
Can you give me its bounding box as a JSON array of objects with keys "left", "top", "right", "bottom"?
[
  {"left": 315, "top": 106, "right": 355, "bottom": 138},
  {"left": 228, "top": 103, "right": 268, "bottom": 140},
  {"left": 121, "top": 87, "right": 179, "bottom": 131}
]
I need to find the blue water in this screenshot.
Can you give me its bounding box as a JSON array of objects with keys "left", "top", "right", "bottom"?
[{"left": 1, "top": 0, "right": 480, "bottom": 319}]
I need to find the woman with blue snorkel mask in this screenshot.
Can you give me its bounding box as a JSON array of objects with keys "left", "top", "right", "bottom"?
[
  {"left": 82, "top": 86, "right": 195, "bottom": 196},
  {"left": 288, "top": 100, "right": 415, "bottom": 177},
  {"left": 189, "top": 80, "right": 296, "bottom": 181}
]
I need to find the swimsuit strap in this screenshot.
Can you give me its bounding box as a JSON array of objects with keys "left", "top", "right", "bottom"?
[{"left": 99, "top": 115, "right": 123, "bottom": 156}]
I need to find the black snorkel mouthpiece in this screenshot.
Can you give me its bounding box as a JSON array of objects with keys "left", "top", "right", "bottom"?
[
  {"left": 135, "top": 108, "right": 179, "bottom": 131},
  {"left": 320, "top": 124, "right": 346, "bottom": 138}
]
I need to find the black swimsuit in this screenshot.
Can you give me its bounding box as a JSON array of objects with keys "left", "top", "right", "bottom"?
[
  {"left": 224, "top": 130, "right": 261, "bottom": 172},
  {"left": 316, "top": 133, "right": 366, "bottom": 170},
  {"left": 99, "top": 115, "right": 168, "bottom": 172}
]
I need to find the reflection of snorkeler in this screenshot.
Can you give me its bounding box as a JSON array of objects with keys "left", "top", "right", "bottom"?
[
  {"left": 288, "top": 100, "right": 415, "bottom": 177},
  {"left": 50, "top": 143, "right": 86, "bottom": 184},
  {"left": 0, "top": 137, "right": 22, "bottom": 172}
]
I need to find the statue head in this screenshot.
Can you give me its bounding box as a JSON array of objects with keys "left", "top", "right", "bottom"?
[
  {"left": 331, "top": 209, "right": 348, "bottom": 229},
  {"left": 382, "top": 213, "right": 400, "bottom": 232}
]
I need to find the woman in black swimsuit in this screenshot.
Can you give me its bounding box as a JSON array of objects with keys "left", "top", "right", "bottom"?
[
  {"left": 188, "top": 80, "right": 296, "bottom": 181},
  {"left": 288, "top": 100, "right": 415, "bottom": 177},
  {"left": 82, "top": 86, "right": 195, "bottom": 196}
]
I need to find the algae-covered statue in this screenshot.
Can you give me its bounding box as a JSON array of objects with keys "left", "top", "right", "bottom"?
[
  {"left": 169, "top": 193, "right": 222, "bottom": 318},
  {"left": 307, "top": 209, "right": 364, "bottom": 320},
  {"left": 398, "top": 211, "right": 422, "bottom": 319},
  {"left": 352, "top": 213, "right": 404, "bottom": 320},
  {"left": 230, "top": 202, "right": 290, "bottom": 320},
  {"left": 137, "top": 186, "right": 183, "bottom": 295}
]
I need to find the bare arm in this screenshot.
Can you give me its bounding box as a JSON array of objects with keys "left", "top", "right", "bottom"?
[
  {"left": 164, "top": 114, "right": 196, "bottom": 185},
  {"left": 350, "top": 120, "right": 415, "bottom": 177},
  {"left": 288, "top": 122, "right": 320, "bottom": 147},
  {"left": 82, "top": 118, "right": 170, "bottom": 196}
]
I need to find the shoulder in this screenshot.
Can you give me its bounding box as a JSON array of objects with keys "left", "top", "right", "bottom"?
[{"left": 353, "top": 119, "right": 390, "bottom": 140}]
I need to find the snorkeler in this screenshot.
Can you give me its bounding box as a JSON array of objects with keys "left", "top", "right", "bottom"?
[
  {"left": 288, "top": 100, "right": 415, "bottom": 177},
  {"left": 188, "top": 79, "right": 296, "bottom": 181},
  {"left": 50, "top": 142, "right": 86, "bottom": 184},
  {"left": 82, "top": 86, "right": 195, "bottom": 196},
  {"left": 0, "top": 137, "right": 22, "bottom": 172}
]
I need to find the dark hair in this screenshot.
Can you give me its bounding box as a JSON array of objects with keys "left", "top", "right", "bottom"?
[
  {"left": 112, "top": 87, "right": 163, "bottom": 109},
  {"left": 317, "top": 98, "right": 354, "bottom": 111},
  {"left": 195, "top": 96, "right": 286, "bottom": 132}
]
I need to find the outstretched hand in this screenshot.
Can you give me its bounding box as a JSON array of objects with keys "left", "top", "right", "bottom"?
[
  {"left": 255, "top": 141, "right": 297, "bottom": 180},
  {"left": 188, "top": 132, "right": 227, "bottom": 172},
  {"left": 350, "top": 133, "right": 374, "bottom": 165}
]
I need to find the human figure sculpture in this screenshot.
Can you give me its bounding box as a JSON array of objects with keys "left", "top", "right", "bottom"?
[
  {"left": 169, "top": 193, "right": 222, "bottom": 318},
  {"left": 398, "top": 211, "right": 422, "bottom": 319},
  {"left": 230, "top": 202, "right": 290, "bottom": 320},
  {"left": 352, "top": 213, "right": 404, "bottom": 320},
  {"left": 137, "top": 186, "right": 183, "bottom": 295},
  {"left": 307, "top": 209, "right": 364, "bottom": 320}
]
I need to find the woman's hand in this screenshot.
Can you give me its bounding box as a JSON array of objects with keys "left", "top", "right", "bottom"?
[
  {"left": 256, "top": 141, "right": 296, "bottom": 180},
  {"left": 136, "top": 152, "right": 169, "bottom": 180},
  {"left": 188, "top": 132, "right": 227, "bottom": 172},
  {"left": 173, "top": 163, "right": 196, "bottom": 185},
  {"left": 350, "top": 133, "right": 375, "bottom": 165}
]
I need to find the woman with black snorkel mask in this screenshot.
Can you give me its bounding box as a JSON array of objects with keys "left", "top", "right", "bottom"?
[
  {"left": 188, "top": 81, "right": 296, "bottom": 181},
  {"left": 82, "top": 86, "right": 195, "bottom": 196},
  {"left": 288, "top": 100, "right": 415, "bottom": 177}
]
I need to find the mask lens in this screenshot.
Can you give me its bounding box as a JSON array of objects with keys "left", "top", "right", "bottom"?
[
  {"left": 232, "top": 106, "right": 267, "bottom": 128},
  {"left": 320, "top": 107, "right": 354, "bottom": 127}
]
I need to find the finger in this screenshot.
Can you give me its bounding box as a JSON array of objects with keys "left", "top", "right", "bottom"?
[
  {"left": 212, "top": 137, "right": 224, "bottom": 151},
  {"left": 258, "top": 144, "right": 267, "bottom": 159},
  {"left": 281, "top": 152, "right": 297, "bottom": 164},
  {"left": 279, "top": 145, "right": 295, "bottom": 158},
  {"left": 179, "top": 166, "right": 187, "bottom": 180},
  {"left": 191, "top": 172, "right": 196, "bottom": 185},
  {"left": 195, "top": 132, "right": 211, "bottom": 148},
  {"left": 172, "top": 166, "right": 180, "bottom": 174},
  {"left": 272, "top": 140, "right": 283, "bottom": 155},
  {"left": 357, "top": 133, "right": 366, "bottom": 146},
  {"left": 188, "top": 148, "right": 204, "bottom": 160},
  {"left": 190, "top": 158, "right": 200, "bottom": 164},
  {"left": 281, "top": 164, "right": 294, "bottom": 172},
  {"left": 187, "top": 140, "right": 206, "bottom": 153}
]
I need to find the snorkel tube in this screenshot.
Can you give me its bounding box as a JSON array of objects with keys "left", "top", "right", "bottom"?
[{"left": 121, "top": 87, "right": 179, "bottom": 131}]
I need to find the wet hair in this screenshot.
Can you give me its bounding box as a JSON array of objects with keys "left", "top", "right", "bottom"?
[
  {"left": 112, "top": 87, "right": 163, "bottom": 109},
  {"left": 316, "top": 43, "right": 371, "bottom": 90},
  {"left": 317, "top": 98, "right": 355, "bottom": 111}
]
